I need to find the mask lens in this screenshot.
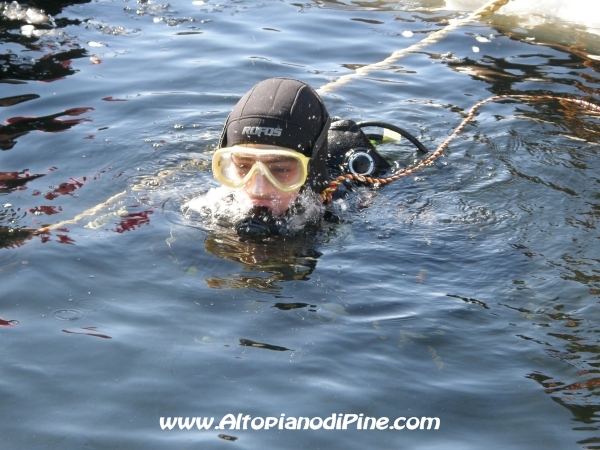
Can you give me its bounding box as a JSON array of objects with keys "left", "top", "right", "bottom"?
[
  {"left": 213, "top": 147, "right": 308, "bottom": 191},
  {"left": 256, "top": 155, "right": 303, "bottom": 185}
]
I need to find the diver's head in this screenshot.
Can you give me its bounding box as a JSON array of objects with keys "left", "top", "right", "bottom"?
[
  {"left": 213, "top": 143, "right": 308, "bottom": 215},
  {"left": 215, "top": 78, "right": 330, "bottom": 216}
]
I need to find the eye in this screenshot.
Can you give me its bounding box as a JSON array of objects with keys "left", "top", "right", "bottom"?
[{"left": 231, "top": 156, "right": 256, "bottom": 175}]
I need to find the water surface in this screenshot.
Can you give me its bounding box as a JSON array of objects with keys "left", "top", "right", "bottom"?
[{"left": 1, "top": 0, "right": 600, "bottom": 448}]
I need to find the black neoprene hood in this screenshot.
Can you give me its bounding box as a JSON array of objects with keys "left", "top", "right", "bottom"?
[
  {"left": 220, "top": 78, "right": 329, "bottom": 156},
  {"left": 219, "top": 78, "right": 331, "bottom": 190}
]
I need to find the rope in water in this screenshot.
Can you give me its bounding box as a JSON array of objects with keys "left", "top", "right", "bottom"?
[
  {"left": 35, "top": 94, "right": 600, "bottom": 230},
  {"left": 316, "top": 0, "right": 510, "bottom": 95},
  {"left": 30, "top": 0, "right": 510, "bottom": 234},
  {"left": 320, "top": 94, "right": 600, "bottom": 203},
  {"left": 37, "top": 190, "right": 126, "bottom": 233},
  {"left": 31, "top": 0, "right": 599, "bottom": 229}
]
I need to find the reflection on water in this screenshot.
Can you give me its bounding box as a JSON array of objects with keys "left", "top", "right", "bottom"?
[
  {"left": 0, "top": 0, "right": 90, "bottom": 81},
  {"left": 181, "top": 231, "right": 323, "bottom": 291},
  {"left": 0, "top": 107, "right": 92, "bottom": 150},
  {"left": 2, "top": 0, "right": 91, "bottom": 17},
  {"left": 0, "top": 47, "right": 87, "bottom": 82},
  {"left": 0, "top": 93, "right": 39, "bottom": 106},
  {"left": 0, "top": 170, "right": 44, "bottom": 192},
  {"left": 239, "top": 338, "right": 294, "bottom": 352}
]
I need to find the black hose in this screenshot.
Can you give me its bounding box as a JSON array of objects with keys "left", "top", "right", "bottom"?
[{"left": 356, "top": 121, "right": 429, "bottom": 154}]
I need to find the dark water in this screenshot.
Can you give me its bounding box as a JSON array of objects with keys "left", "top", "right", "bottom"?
[{"left": 1, "top": 0, "right": 600, "bottom": 448}]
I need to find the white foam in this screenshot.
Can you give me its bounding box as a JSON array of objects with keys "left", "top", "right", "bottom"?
[
  {"left": 20, "top": 24, "right": 34, "bottom": 36},
  {"left": 183, "top": 186, "right": 253, "bottom": 227},
  {"left": 445, "top": 0, "right": 600, "bottom": 33},
  {"left": 2, "top": 1, "right": 49, "bottom": 24},
  {"left": 20, "top": 24, "right": 64, "bottom": 38},
  {"left": 183, "top": 187, "right": 324, "bottom": 233},
  {"left": 25, "top": 7, "right": 47, "bottom": 24},
  {"left": 285, "top": 190, "right": 326, "bottom": 232}
]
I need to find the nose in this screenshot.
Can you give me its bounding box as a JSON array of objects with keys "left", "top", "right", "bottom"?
[{"left": 249, "top": 171, "right": 275, "bottom": 196}]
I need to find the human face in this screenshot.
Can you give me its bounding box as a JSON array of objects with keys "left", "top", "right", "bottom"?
[{"left": 212, "top": 144, "right": 308, "bottom": 215}]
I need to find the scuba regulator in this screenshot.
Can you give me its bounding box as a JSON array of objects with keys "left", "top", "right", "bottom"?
[{"left": 235, "top": 206, "right": 289, "bottom": 239}]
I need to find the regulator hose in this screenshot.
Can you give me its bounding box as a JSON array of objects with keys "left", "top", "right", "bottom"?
[{"left": 356, "top": 121, "right": 429, "bottom": 154}]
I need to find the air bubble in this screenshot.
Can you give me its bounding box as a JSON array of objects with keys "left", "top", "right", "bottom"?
[{"left": 52, "top": 309, "right": 84, "bottom": 321}]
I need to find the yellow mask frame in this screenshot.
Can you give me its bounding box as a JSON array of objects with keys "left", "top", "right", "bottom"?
[{"left": 212, "top": 146, "right": 310, "bottom": 193}]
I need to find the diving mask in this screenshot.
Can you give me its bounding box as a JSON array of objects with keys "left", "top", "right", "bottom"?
[{"left": 212, "top": 146, "right": 310, "bottom": 193}]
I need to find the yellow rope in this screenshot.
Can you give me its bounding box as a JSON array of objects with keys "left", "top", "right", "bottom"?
[
  {"left": 316, "top": 0, "right": 510, "bottom": 95},
  {"left": 37, "top": 190, "right": 126, "bottom": 233},
  {"left": 320, "top": 94, "right": 600, "bottom": 202},
  {"left": 31, "top": 0, "right": 532, "bottom": 228},
  {"left": 38, "top": 94, "right": 600, "bottom": 228}
]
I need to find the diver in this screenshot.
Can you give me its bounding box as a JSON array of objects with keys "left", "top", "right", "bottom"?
[{"left": 211, "top": 77, "right": 428, "bottom": 238}]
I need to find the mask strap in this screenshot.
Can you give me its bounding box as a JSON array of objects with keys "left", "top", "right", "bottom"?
[
  {"left": 304, "top": 115, "right": 331, "bottom": 191},
  {"left": 311, "top": 115, "right": 331, "bottom": 159},
  {"left": 217, "top": 113, "right": 232, "bottom": 148}
]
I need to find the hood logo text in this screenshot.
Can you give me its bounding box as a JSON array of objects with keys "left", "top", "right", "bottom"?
[{"left": 242, "top": 126, "right": 282, "bottom": 137}]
